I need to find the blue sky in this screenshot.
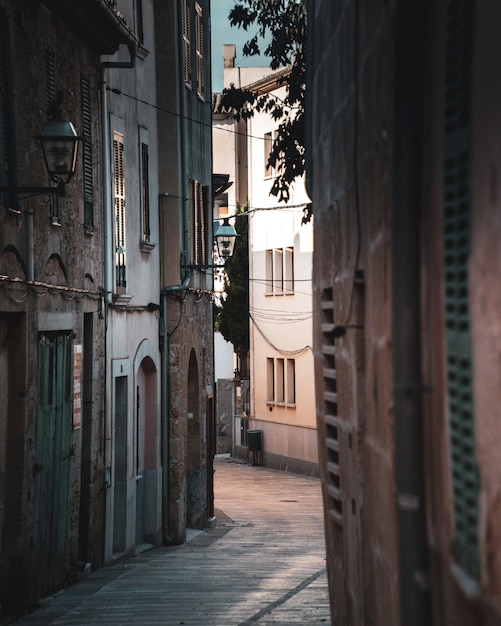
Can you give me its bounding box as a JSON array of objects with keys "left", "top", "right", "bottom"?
[{"left": 211, "top": 0, "right": 270, "bottom": 93}]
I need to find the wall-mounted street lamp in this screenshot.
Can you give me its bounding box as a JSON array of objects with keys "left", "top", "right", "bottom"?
[
  {"left": 183, "top": 216, "right": 238, "bottom": 271},
  {"left": 214, "top": 217, "right": 238, "bottom": 261},
  {"left": 0, "top": 117, "right": 81, "bottom": 198}
]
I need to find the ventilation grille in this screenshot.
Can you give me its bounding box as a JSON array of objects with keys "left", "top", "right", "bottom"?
[
  {"left": 443, "top": 0, "right": 479, "bottom": 580},
  {"left": 322, "top": 287, "right": 343, "bottom": 525}
]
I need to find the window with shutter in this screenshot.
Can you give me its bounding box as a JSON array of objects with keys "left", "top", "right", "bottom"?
[
  {"left": 195, "top": 2, "right": 204, "bottom": 99},
  {"left": 189, "top": 180, "right": 208, "bottom": 267},
  {"left": 182, "top": 0, "right": 191, "bottom": 87},
  {"left": 443, "top": 0, "right": 479, "bottom": 581},
  {"left": 81, "top": 76, "right": 94, "bottom": 232},
  {"left": 113, "top": 132, "right": 126, "bottom": 290}
]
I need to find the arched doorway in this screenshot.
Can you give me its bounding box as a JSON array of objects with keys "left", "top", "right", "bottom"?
[{"left": 135, "top": 356, "right": 158, "bottom": 546}]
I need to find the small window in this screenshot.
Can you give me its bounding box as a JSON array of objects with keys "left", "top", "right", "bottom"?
[
  {"left": 287, "top": 359, "right": 296, "bottom": 404},
  {"left": 276, "top": 358, "right": 285, "bottom": 403},
  {"left": 267, "top": 358, "right": 275, "bottom": 402},
  {"left": 274, "top": 249, "right": 284, "bottom": 294},
  {"left": 285, "top": 247, "right": 294, "bottom": 293},
  {"left": 265, "top": 249, "right": 274, "bottom": 294},
  {"left": 264, "top": 132, "right": 272, "bottom": 177},
  {"left": 139, "top": 128, "right": 150, "bottom": 243}
]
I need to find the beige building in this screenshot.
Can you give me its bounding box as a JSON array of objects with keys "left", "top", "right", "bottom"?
[{"left": 213, "top": 46, "right": 317, "bottom": 475}]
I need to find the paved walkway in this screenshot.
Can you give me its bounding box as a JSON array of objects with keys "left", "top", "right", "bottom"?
[{"left": 14, "top": 457, "right": 331, "bottom": 625}]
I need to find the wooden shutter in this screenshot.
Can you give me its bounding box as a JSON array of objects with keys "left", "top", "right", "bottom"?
[
  {"left": 195, "top": 2, "right": 204, "bottom": 98},
  {"left": 81, "top": 75, "right": 94, "bottom": 231},
  {"left": 182, "top": 0, "right": 191, "bottom": 86},
  {"left": 321, "top": 287, "right": 343, "bottom": 524},
  {"left": 443, "top": 0, "right": 479, "bottom": 580}
]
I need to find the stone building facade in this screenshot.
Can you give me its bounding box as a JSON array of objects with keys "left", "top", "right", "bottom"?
[
  {"left": 307, "top": 0, "right": 501, "bottom": 624},
  {"left": 0, "top": 0, "right": 119, "bottom": 612},
  {"left": 0, "top": 0, "right": 217, "bottom": 616}
]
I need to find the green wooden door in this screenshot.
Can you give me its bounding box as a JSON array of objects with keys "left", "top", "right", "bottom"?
[{"left": 33, "top": 332, "right": 73, "bottom": 593}]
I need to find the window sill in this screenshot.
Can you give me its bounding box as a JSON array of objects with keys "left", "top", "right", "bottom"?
[
  {"left": 112, "top": 292, "right": 133, "bottom": 306},
  {"left": 140, "top": 241, "right": 156, "bottom": 253},
  {"left": 266, "top": 401, "right": 296, "bottom": 409}
]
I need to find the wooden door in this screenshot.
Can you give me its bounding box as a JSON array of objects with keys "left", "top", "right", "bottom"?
[{"left": 33, "top": 332, "right": 73, "bottom": 594}]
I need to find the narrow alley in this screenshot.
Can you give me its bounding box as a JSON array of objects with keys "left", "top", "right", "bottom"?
[{"left": 13, "top": 458, "right": 330, "bottom": 625}]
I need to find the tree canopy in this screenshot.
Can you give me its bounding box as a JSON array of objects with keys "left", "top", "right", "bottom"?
[{"left": 222, "top": 0, "right": 309, "bottom": 218}]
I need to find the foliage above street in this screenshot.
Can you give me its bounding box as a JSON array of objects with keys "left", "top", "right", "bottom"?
[{"left": 222, "top": 0, "right": 309, "bottom": 219}]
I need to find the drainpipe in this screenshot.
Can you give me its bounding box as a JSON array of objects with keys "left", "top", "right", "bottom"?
[{"left": 392, "top": 0, "right": 432, "bottom": 624}]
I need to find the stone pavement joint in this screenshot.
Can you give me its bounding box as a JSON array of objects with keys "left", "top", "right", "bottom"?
[{"left": 238, "top": 567, "right": 328, "bottom": 625}]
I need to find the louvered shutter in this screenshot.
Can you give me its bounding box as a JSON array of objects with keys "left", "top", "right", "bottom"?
[
  {"left": 81, "top": 76, "right": 94, "bottom": 231},
  {"left": 113, "top": 132, "right": 126, "bottom": 289},
  {"left": 443, "top": 0, "right": 479, "bottom": 580},
  {"left": 195, "top": 3, "right": 204, "bottom": 98},
  {"left": 182, "top": 0, "right": 191, "bottom": 86}
]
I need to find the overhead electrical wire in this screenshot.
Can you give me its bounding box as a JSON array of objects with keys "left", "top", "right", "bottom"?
[{"left": 249, "top": 312, "right": 311, "bottom": 355}]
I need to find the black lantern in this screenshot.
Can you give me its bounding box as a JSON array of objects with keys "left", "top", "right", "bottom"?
[
  {"left": 38, "top": 118, "right": 80, "bottom": 185},
  {"left": 215, "top": 217, "right": 238, "bottom": 261}
]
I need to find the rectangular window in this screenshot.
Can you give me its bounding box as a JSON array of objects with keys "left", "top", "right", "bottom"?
[
  {"left": 285, "top": 246, "right": 294, "bottom": 293},
  {"left": 276, "top": 358, "right": 285, "bottom": 403},
  {"left": 113, "top": 131, "right": 126, "bottom": 290},
  {"left": 81, "top": 75, "right": 94, "bottom": 232},
  {"left": 265, "top": 249, "right": 273, "bottom": 294},
  {"left": 182, "top": 0, "right": 191, "bottom": 86},
  {"left": 287, "top": 359, "right": 296, "bottom": 404},
  {"left": 274, "top": 248, "right": 284, "bottom": 293},
  {"left": 264, "top": 130, "right": 279, "bottom": 177},
  {"left": 264, "top": 131, "right": 272, "bottom": 177},
  {"left": 139, "top": 128, "right": 150, "bottom": 243},
  {"left": 195, "top": 2, "right": 204, "bottom": 99},
  {"left": 267, "top": 358, "right": 274, "bottom": 402}
]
